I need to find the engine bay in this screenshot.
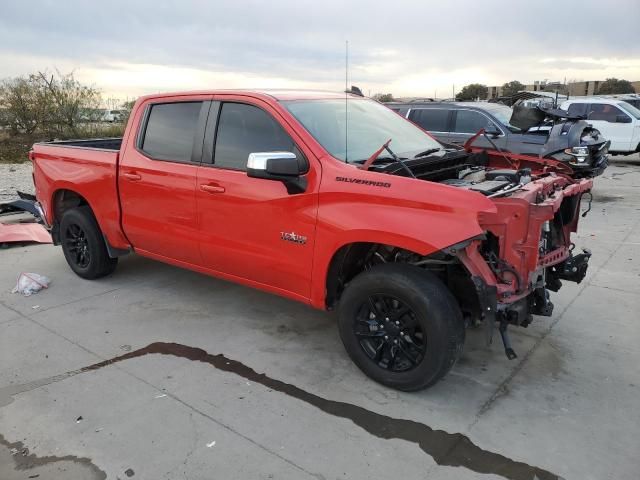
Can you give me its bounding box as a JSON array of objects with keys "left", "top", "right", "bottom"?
[{"left": 370, "top": 150, "right": 536, "bottom": 197}]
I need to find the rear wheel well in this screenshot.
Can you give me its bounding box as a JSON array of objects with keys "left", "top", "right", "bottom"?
[{"left": 53, "top": 189, "right": 89, "bottom": 223}]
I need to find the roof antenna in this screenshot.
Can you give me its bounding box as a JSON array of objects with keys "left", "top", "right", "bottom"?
[{"left": 345, "top": 40, "right": 349, "bottom": 163}]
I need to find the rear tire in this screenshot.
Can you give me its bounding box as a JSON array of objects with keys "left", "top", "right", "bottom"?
[
  {"left": 60, "top": 206, "right": 117, "bottom": 279},
  {"left": 338, "top": 264, "right": 464, "bottom": 391}
]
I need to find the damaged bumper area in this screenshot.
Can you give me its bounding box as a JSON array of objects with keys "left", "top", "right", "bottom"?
[
  {"left": 456, "top": 174, "right": 593, "bottom": 358},
  {"left": 0, "top": 191, "right": 52, "bottom": 245}
]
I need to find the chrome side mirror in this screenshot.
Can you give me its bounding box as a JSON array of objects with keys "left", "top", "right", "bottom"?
[{"left": 247, "top": 151, "right": 308, "bottom": 194}]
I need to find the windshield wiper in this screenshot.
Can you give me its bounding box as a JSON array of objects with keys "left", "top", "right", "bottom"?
[
  {"left": 413, "top": 148, "right": 441, "bottom": 159},
  {"left": 360, "top": 139, "right": 392, "bottom": 171},
  {"left": 360, "top": 139, "right": 416, "bottom": 178}
]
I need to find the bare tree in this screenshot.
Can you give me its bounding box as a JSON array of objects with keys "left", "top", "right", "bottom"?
[
  {"left": 0, "top": 76, "right": 48, "bottom": 134},
  {"left": 36, "top": 70, "right": 101, "bottom": 136}
]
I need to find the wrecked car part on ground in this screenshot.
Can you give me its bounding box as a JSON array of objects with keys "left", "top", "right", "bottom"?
[
  {"left": 0, "top": 222, "right": 52, "bottom": 246},
  {"left": 31, "top": 91, "right": 595, "bottom": 391},
  {"left": 0, "top": 191, "right": 52, "bottom": 246}
]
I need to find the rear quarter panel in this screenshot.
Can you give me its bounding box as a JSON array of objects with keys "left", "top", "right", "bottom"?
[{"left": 33, "top": 145, "right": 130, "bottom": 249}]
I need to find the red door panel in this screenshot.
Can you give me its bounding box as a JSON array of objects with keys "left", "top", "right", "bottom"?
[
  {"left": 118, "top": 96, "right": 212, "bottom": 264},
  {"left": 195, "top": 96, "right": 320, "bottom": 300},
  {"left": 196, "top": 166, "right": 318, "bottom": 298},
  {"left": 119, "top": 153, "right": 201, "bottom": 264}
]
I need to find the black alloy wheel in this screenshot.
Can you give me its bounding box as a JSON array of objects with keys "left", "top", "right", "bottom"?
[
  {"left": 59, "top": 206, "right": 118, "bottom": 279},
  {"left": 354, "top": 294, "right": 427, "bottom": 372},
  {"left": 64, "top": 223, "right": 91, "bottom": 269},
  {"left": 338, "top": 264, "right": 464, "bottom": 391}
]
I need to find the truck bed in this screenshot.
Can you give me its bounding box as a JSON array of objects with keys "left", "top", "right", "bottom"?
[
  {"left": 32, "top": 138, "right": 128, "bottom": 251},
  {"left": 36, "top": 137, "right": 122, "bottom": 151}
]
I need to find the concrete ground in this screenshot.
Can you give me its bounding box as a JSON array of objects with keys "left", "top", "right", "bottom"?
[{"left": 1, "top": 156, "right": 638, "bottom": 480}]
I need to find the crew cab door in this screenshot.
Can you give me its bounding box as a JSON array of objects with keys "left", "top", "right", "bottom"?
[
  {"left": 586, "top": 103, "right": 634, "bottom": 152},
  {"left": 195, "top": 97, "right": 319, "bottom": 301},
  {"left": 449, "top": 109, "right": 502, "bottom": 149},
  {"left": 406, "top": 108, "right": 453, "bottom": 145},
  {"left": 568, "top": 102, "right": 634, "bottom": 152},
  {"left": 119, "top": 96, "right": 211, "bottom": 264}
]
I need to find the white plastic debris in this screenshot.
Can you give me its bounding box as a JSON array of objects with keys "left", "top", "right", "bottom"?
[
  {"left": 11, "top": 273, "right": 51, "bottom": 296},
  {"left": 206, "top": 441, "right": 216, "bottom": 448}
]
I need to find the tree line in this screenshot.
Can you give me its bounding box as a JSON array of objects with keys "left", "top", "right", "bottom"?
[
  {"left": 374, "top": 78, "right": 636, "bottom": 103},
  {"left": 0, "top": 70, "right": 132, "bottom": 138}
]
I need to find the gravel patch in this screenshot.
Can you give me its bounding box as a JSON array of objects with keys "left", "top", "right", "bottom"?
[{"left": 0, "top": 162, "right": 35, "bottom": 201}]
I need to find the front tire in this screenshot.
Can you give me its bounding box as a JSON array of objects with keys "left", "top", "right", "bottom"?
[
  {"left": 338, "top": 264, "right": 464, "bottom": 391},
  {"left": 60, "top": 206, "right": 118, "bottom": 279}
]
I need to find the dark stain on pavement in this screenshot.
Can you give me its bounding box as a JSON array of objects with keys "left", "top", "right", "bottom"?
[
  {"left": 91, "top": 342, "right": 560, "bottom": 480},
  {"left": 0, "top": 434, "right": 106, "bottom": 480},
  {"left": 592, "top": 193, "right": 623, "bottom": 203},
  {"left": 1, "top": 342, "right": 561, "bottom": 480}
]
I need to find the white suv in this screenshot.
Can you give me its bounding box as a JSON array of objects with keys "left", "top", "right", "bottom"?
[{"left": 560, "top": 98, "right": 640, "bottom": 155}]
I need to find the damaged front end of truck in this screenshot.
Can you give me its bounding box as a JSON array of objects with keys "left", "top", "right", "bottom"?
[
  {"left": 365, "top": 147, "right": 594, "bottom": 359},
  {"left": 455, "top": 173, "right": 592, "bottom": 358}
]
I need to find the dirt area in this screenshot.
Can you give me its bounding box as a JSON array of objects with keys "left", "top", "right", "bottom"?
[
  {"left": 0, "top": 163, "right": 34, "bottom": 201},
  {"left": 0, "top": 133, "right": 37, "bottom": 164}
]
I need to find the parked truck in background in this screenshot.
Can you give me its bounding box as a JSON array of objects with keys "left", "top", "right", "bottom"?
[
  {"left": 561, "top": 98, "right": 640, "bottom": 155},
  {"left": 31, "top": 90, "right": 594, "bottom": 391}
]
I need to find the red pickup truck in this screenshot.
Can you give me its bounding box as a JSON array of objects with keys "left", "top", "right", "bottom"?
[{"left": 31, "top": 90, "right": 593, "bottom": 391}]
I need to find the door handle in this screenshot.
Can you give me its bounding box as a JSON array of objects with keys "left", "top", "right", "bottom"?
[
  {"left": 122, "top": 172, "right": 142, "bottom": 181},
  {"left": 200, "top": 184, "right": 225, "bottom": 194}
]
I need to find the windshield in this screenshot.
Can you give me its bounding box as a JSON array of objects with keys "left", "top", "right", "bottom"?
[
  {"left": 486, "top": 105, "right": 523, "bottom": 133},
  {"left": 617, "top": 102, "right": 640, "bottom": 120},
  {"left": 283, "top": 99, "right": 442, "bottom": 162}
]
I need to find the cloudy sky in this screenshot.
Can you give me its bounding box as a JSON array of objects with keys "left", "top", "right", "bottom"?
[{"left": 1, "top": 0, "right": 639, "bottom": 101}]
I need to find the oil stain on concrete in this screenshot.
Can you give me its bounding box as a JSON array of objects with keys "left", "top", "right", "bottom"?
[
  {"left": 1, "top": 342, "right": 561, "bottom": 480},
  {"left": 0, "top": 434, "right": 106, "bottom": 480}
]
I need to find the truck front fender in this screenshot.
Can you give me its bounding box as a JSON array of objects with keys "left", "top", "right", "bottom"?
[{"left": 310, "top": 203, "right": 486, "bottom": 309}]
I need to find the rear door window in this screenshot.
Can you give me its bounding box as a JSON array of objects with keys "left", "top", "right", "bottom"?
[
  {"left": 213, "top": 102, "right": 297, "bottom": 171},
  {"left": 566, "top": 103, "right": 588, "bottom": 117},
  {"left": 141, "top": 102, "right": 203, "bottom": 162},
  {"left": 587, "top": 103, "right": 626, "bottom": 123},
  {"left": 408, "top": 108, "right": 450, "bottom": 132},
  {"left": 452, "top": 110, "right": 491, "bottom": 134}
]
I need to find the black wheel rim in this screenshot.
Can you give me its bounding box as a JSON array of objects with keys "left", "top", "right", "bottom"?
[
  {"left": 354, "top": 294, "right": 427, "bottom": 372},
  {"left": 64, "top": 223, "right": 91, "bottom": 269}
]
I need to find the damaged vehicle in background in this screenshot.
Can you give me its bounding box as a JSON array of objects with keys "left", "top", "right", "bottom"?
[
  {"left": 561, "top": 97, "right": 640, "bottom": 156},
  {"left": 388, "top": 101, "right": 609, "bottom": 178},
  {"left": 29, "top": 90, "right": 594, "bottom": 391}
]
